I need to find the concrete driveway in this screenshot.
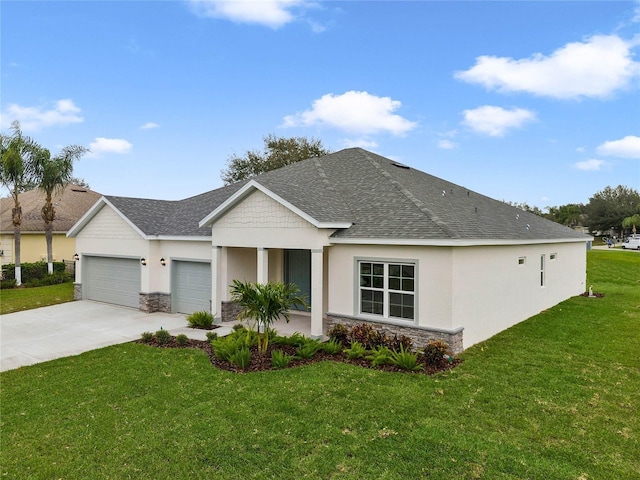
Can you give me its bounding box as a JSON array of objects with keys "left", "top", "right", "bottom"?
[{"left": 0, "top": 301, "right": 195, "bottom": 372}]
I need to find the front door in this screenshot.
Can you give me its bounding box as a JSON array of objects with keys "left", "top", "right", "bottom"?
[{"left": 284, "top": 249, "right": 311, "bottom": 310}]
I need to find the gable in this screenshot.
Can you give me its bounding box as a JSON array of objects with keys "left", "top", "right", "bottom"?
[
  {"left": 76, "top": 205, "right": 143, "bottom": 240},
  {"left": 215, "top": 190, "right": 314, "bottom": 229}
]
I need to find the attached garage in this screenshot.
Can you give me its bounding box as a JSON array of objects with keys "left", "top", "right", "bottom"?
[
  {"left": 172, "top": 260, "right": 212, "bottom": 314},
  {"left": 83, "top": 256, "right": 141, "bottom": 308}
]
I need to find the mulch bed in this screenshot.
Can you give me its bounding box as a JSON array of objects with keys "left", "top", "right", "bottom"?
[{"left": 138, "top": 338, "right": 461, "bottom": 375}]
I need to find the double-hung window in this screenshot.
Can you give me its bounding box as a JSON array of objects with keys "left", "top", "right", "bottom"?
[{"left": 359, "top": 261, "right": 415, "bottom": 320}]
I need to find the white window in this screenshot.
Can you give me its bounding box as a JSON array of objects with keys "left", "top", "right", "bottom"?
[{"left": 359, "top": 261, "right": 415, "bottom": 320}]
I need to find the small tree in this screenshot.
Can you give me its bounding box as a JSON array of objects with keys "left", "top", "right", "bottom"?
[
  {"left": 221, "top": 134, "right": 331, "bottom": 185},
  {"left": 229, "top": 280, "right": 308, "bottom": 354},
  {"left": 34, "top": 144, "right": 87, "bottom": 274},
  {"left": 0, "top": 122, "right": 38, "bottom": 286},
  {"left": 622, "top": 214, "right": 640, "bottom": 235}
]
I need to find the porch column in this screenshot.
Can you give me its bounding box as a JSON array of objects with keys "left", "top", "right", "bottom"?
[
  {"left": 211, "top": 246, "right": 222, "bottom": 322},
  {"left": 310, "top": 248, "right": 323, "bottom": 338},
  {"left": 257, "top": 247, "right": 269, "bottom": 284}
]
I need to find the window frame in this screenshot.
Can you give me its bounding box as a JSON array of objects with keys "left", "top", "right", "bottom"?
[{"left": 355, "top": 258, "right": 418, "bottom": 324}]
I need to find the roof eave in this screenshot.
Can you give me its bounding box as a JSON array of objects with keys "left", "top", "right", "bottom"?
[{"left": 329, "top": 237, "right": 593, "bottom": 246}]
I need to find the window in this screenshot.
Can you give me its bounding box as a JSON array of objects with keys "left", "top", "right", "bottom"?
[
  {"left": 540, "top": 254, "right": 545, "bottom": 287},
  {"left": 359, "top": 261, "right": 415, "bottom": 320},
  {"left": 518, "top": 257, "right": 526, "bottom": 265}
]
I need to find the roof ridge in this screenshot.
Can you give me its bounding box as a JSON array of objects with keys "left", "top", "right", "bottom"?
[{"left": 363, "top": 151, "right": 459, "bottom": 239}]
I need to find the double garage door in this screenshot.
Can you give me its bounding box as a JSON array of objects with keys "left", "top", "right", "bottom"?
[
  {"left": 83, "top": 256, "right": 211, "bottom": 314},
  {"left": 84, "top": 256, "right": 141, "bottom": 309}
]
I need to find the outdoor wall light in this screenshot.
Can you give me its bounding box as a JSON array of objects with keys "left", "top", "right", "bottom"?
[
  {"left": 160, "top": 257, "right": 166, "bottom": 266},
  {"left": 73, "top": 253, "right": 80, "bottom": 261},
  {"left": 140, "top": 258, "right": 147, "bottom": 266}
]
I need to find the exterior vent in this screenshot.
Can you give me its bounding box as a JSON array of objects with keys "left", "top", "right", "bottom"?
[{"left": 392, "top": 163, "right": 410, "bottom": 169}]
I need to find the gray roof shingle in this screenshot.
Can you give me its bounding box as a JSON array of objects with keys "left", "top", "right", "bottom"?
[{"left": 103, "top": 148, "right": 588, "bottom": 242}]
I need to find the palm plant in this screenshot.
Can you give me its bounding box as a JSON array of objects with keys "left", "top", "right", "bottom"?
[
  {"left": 229, "top": 280, "right": 308, "bottom": 354},
  {"left": 0, "top": 122, "right": 38, "bottom": 286},
  {"left": 34, "top": 144, "right": 87, "bottom": 274}
]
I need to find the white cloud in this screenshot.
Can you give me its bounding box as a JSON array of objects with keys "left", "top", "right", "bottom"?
[
  {"left": 574, "top": 159, "right": 605, "bottom": 171},
  {"left": 455, "top": 34, "right": 639, "bottom": 99},
  {"left": 283, "top": 91, "right": 417, "bottom": 136},
  {"left": 187, "top": 0, "right": 308, "bottom": 29},
  {"left": 140, "top": 122, "right": 159, "bottom": 130},
  {"left": 438, "top": 139, "right": 457, "bottom": 150},
  {"left": 88, "top": 138, "right": 133, "bottom": 157},
  {"left": 341, "top": 138, "right": 378, "bottom": 149},
  {"left": 462, "top": 105, "right": 535, "bottom": 137},
  {"left": 596, "top": 135, "right": 640, "bottom": 159},
  {"left": 1, "top": 99, "right": 84, "bottom": 132}
]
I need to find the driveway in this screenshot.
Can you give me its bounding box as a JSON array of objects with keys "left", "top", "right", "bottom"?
[{"left": 0, "top": 301, "right": 194, "bottom": 372}]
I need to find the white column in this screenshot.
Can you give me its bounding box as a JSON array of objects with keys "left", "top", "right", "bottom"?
[
  {"left": 257, "top": 247, "right": 269, "bottom": 284},
  {"left": 211, "top": 246, "right": 222, "bottom": 322},
  {"left": 310, "top": 248, "right": 323, "bottom": 338}
]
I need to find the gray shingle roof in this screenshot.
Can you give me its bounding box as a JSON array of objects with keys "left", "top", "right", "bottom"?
[{"left": 103, "top": 148, "right": 589, "bottom": 242}]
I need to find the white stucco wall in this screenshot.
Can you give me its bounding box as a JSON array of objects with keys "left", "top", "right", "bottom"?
[
  {"left": 452, "top": 242, "right": 587, "bottom": 348},
  {"left": 327, "top": 240, "right": 587, "bottom": 350},
  {"left": 327, "top": 244, "right": 455, "bottom": 331}
]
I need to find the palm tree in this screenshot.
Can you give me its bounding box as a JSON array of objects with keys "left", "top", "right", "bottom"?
[
  {"left": 34, "top": 144, "right": 87, "bottom": 274},
  {"left": 230, "top": 280, "right": 308, "bottom": 354},
  {"left": 0, "top": 122, "right": 38, "bottom": 286},
  {"left": 622, "top": 214, "right": 640, "bottom": 235}
]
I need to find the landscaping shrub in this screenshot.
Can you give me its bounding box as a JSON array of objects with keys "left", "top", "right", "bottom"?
[
  {"left": 327, "top": 323, "right": 350, "bottom": 345},
  {"left": 271, "top": 349, "right": 294, "bottom": 369},
  {"left": 386, "top": 334, "right": 414, "bottom": 352},
  {"left": 344, "top": 341, "right": 367, "bottom": 359},
  {"left": 366, "top": 346, "right": 393, "bottom": 366},
  {"left": 273, "top": 331, "right": 307, "bottom": 347},
  {"left": 206, "top": 331, "right": 218, "bottom": 342},
  {"left": 211, "top": 328, "right": 256, "bottom": 362},
  {"left": 140, "top": 332, "right": 154, "bottom": 343},
  {"left": 321, "top": 339, "right": 343, "bottom": 355},
  {"left": 349, "top": 323, "right": 388, "bottom": 349},
  {"left": 296, "top": 339, "right": 322, "bottom": 359},
  {"left": 1, "top": 261, "right": 71, "bottom": 288},
  {"left": 421, "top": 340, "right": 450, "bottom": 368},
  {"left": 154, "top": 328, "right": 171, "bottom": 345},
  {"left": 229, "top": 347, "right": 251, "bottom": 370},
  {"left": 389, "top": 345, "right": 423, "bottom": 371},
  {"left": 175, "top": 334, "right": 189, "bottom": 346},
  {"left": 186, "top": 311, "right": 214, "bottom": 329}
]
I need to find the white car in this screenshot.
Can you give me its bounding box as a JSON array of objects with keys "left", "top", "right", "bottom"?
[{"left": 621, "top": 235, "right": 640, "bottom": 250}]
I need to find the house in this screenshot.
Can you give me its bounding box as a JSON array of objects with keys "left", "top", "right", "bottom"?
[
  {"left": 0, "top": 184, "right": 101, "bottom": 266},
  {"left": 68, "top": 148, "right": 591, "bottom": 352}
]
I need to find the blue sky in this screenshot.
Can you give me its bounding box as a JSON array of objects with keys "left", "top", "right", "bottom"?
[{"left": 2, "top": 1, "right": 639, "bottom": 209}]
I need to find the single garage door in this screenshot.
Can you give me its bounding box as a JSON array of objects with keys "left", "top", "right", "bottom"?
[
  {"left": 84, "top": 256, "right": 141, "bottom": 308},
  {"left": 173, "top": 260, "right": 211, "bottom": 314}
]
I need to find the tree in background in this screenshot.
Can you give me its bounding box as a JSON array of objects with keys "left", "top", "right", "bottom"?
[
  {"left": 622, "top": 213, "right": 640, "bottom": 235},
  {"left": 221, "top": 134, "right": 331, "bottom": 185},
  {"left": 34, "top": 144, "right": 88, "bottom": 274},
  {"left": 0, "top": 122, "right": 38, "bottom": 286},
  {"left": 584, "top": 185, "right": 640, "bottom": 236},
  {"left": 545, "top": 204, "right": 585, "bottom": 227}
]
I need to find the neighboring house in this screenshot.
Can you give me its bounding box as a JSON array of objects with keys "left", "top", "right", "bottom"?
[
  {"left": 0, "top": 184, "right": 101, "bottom": 266},
  {"left": 68, "top": 148, "right": 591, "bottom": 352}
]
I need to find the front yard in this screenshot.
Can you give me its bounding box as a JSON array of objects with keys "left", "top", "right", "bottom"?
[{"left": 1, "top": 250, "right": 638, "bottom": 479}]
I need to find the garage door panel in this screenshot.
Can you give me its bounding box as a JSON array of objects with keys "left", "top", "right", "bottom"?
[
  {"left": 84, "top": 257, "right": 140, "bottom": 308},
  {"left": 173, "top": 261, "right": 211, "bottom": 314}
]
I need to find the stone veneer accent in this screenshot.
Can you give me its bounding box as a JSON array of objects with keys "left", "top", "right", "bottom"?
[
  {"left": 73, "top": 283, "right": 82, "bottom": 301},
  {"left": 325, "top": 314, "right": 464, "bottom": 354},
  {"left": 139, "top": 292, "right": 171, "bottom": 313},
  {"left": 221, "top": 300, "right": 243, "bottom": 323}
]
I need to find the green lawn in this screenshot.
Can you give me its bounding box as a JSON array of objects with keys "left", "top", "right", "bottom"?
[
  {"left": 1, "top": 251, "right": 639, "bottom": 479},
  {"left": 0, "top": 282, "right": 74, "bottom": 315}
]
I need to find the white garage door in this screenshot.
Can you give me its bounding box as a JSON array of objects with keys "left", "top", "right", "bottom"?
[
  {"left": 84, "top": 256, "right": 141, "bottom": 309},
  {"left": 173, "top": 260, "right": 212, "bottom": 314}
]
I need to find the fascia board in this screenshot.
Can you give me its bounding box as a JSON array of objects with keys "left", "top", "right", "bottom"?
[
  {"left": 66, "top": 196, "right": 149, "bottom": 240},
  {"left": 199, "top": 180, "right": 351, "bottom": 229},
  {"left": 329, "top": 237, "right": 593, "bottom": 247}
]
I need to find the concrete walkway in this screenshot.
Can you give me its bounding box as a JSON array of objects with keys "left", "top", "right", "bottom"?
[{"left": 0, "top": 301, "right": 233, "bottom": 372}]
